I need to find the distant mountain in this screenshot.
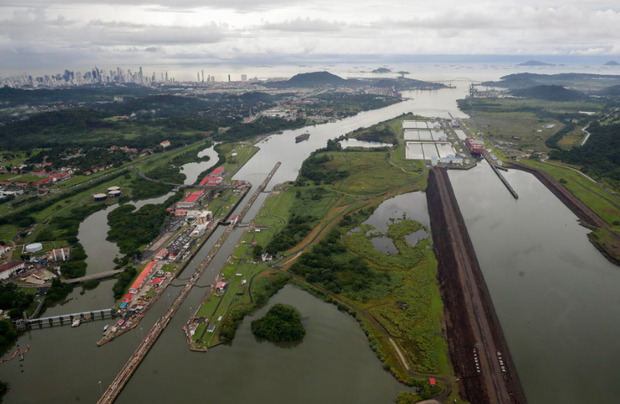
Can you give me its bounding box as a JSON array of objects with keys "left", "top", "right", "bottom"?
[
  {"left": 518, "top": 60, "right": 554, "bottom": 66},
  {"left": 265, "top": 71, "right": 446, "bottom": 90},
  {"left": 598, "top": 84, "right": 620, "bottom": 96},
  {"left": 372, "top": 67, "right": 391, "bottom": 73},
  {"left": 510, "top": 85, "right": 588, "bottom": 101},
  {"left": 605, "top": 60, "right": 620, "bottom": 66},
  {"left": 483, "top": 72, "right": 620, "bottom": 91},
  {"left": 270, "top": 71, "right": 348, "bottom": 88}
]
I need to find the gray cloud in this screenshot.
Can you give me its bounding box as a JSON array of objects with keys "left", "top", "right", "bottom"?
[{"left": 1, "top": 0, "right": 619, "bottom": 72}]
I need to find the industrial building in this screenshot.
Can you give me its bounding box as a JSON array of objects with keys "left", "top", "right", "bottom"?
[
  {"left": 403, "top": 119, "right": 457, "bottom": 161},
  {"left": 177, "top": 190, "right": 205, "bottom": 209},
  {"left": 0, "top": 261, "right": 25, "bottom": 280}
]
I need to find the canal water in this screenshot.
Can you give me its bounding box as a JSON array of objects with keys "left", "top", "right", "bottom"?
[
  {"left": 4, "top": 78, "right": 617, "bottom": 404},
  {"left": 78, "top": 192, "right": 174, "bottom": 275},
  {"left": 449, "top": 161, "right": 620, "bottom": 404},
  {"left": 0, "top": 86, "right": 469, "bottom": 403}
]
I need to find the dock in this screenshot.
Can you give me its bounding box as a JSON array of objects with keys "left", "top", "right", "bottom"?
[
  {"left": 97, "top": 162, "right": 281, "bottom": 404},
  {"left": 483, "top": 154, "right": 518, "bottom": 199}
]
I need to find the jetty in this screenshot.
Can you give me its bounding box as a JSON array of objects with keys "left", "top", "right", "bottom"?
[{"left": 483, "top": 154, "right": 518, "bottom": 199}]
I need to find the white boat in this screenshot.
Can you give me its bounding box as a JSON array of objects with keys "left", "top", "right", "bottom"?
[
  {"left": 71, "top": 318, "right": 80, "bottom": 327},
  {"left": 103, "top": 324, "right": 109, "bottom": 332}
]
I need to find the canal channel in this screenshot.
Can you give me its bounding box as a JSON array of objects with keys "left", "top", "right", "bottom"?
[{"left": 1, "top": 81, "right": 618, "bottom": 404}]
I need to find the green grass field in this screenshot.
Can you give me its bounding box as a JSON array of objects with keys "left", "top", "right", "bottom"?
[{"left": 461, "top": 98, "right": 603, "bottom": 151}]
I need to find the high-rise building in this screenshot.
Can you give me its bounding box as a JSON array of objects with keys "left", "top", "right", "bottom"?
[
  {"left": 228, "top": 74, "right": 231, "bottom": 82},
  {"left": 241, "top": 74, "right": 247, "bottom": 81}
]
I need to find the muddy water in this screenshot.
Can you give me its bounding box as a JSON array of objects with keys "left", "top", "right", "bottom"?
[
  {"left": 0, "top": 85, "right": 468, "bottom": 404},
  {"left": 449, "top": 161, "right": 620, "bottom": 404},
  {"left": 116, "top": 285, "right": 407, "bottom": 404}
]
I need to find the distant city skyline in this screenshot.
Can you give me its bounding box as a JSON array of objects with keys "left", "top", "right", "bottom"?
[{"left": 1, "top": 0, "right": 619, "bottom": 72}]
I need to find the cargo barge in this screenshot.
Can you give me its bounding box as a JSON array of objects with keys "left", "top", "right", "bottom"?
[{"left": 295, "top": 132, "right": 310, "bottom": 143}]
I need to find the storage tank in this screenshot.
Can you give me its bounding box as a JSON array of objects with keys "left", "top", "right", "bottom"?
[
  {"left": 25, "top": 242, "right": 43, "bottom": 253},
  {"left": 93, "top": 193, "right": 107, "bottom": 201},
  {"left": 108, "top": 190, "right": 121, "bottom": 198}
]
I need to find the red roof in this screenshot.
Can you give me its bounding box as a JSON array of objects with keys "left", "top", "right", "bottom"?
[
  {"left": 151, "top": 277, "right": 165, "bottom": 285},
  {"left": 183, "top": 190, "right": 204, "bottom": 203},
  {"left": 122, "top": 293, "right": 133, "bottom": 303},
  {"left": 129, "top": 262, "right": 156, "bottom": 291},
  {"left": 429, "top": 378, "right": 436, "bottom": 386}
]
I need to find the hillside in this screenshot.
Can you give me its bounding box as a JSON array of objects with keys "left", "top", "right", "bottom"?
[
  {"left": 265, "top": 71, "right": 446, "bottom": 90},
  {"left": 483, "top": 72, "right": 620, "bottom": 92},
  {"left": 599, "top": 85, "right": 620, "bottom": 96},
  {"left": 510, "top": 85, "right": 588, "bottom": 101},
  {"left": 272, "top": 71, "right": 348, "bottom": 88}
]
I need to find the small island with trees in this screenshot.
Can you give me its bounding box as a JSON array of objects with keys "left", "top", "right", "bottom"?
[{"left": 251, "top": 304, "right": 306, "bottom": 345}]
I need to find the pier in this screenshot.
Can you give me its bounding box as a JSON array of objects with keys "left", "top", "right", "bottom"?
[
  {"left": 97, "top": 162, "right": 281, "bottom": 404},
  {"left": 483, "top": 154, "right": 518, "bottom": 199},
  {"left": 15, "top": 308, "right": 117, "bottom": 331}
]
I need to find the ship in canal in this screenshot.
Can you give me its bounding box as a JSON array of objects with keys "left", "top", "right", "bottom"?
[{"left": 295, "top": 132, "right": 310, "bottom": 143}]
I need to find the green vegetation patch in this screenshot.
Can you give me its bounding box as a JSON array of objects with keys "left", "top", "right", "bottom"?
[{"left": 251, "top": 303, "right": 305, "bottom": 344}]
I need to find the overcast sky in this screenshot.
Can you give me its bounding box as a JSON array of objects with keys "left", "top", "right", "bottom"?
[{"left": 1, "top": 0, "right": 619, "bottom": 72}]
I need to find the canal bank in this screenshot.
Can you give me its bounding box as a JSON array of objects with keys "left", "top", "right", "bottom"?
[
  {"left": 426, "top": 167, "right": 526, "bottom": 404},
  {"left": 449, "top": 161, "right": 620, "bottom": 404}
]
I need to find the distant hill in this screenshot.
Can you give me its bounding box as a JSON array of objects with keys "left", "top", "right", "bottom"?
[
  {"left": 510, "top": 85, "right": 588, "bottom": 101},
  {"left": 483, "top": 72, "right": 620, "bottom": 91},
  {"left": 265, "top": 71, "right": 445, "bottom": 90},
  {"left": 269, "top": 71, "right": 348, "bottom": 88},
  {"left": 605, "top": 60, "right": 620, "bottom": 66},
  {"left": 372, "top": 67, "right": 391, "bottom": 73},
  {"left": 518, "top": 60, "right": 553, "bottom": 66},
  {"left": 598, "top": 84, "right": 620, "bottom": 96}
]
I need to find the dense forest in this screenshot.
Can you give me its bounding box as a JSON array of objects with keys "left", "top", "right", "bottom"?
[
  {"left": 550, "top": 121, "right": 620, "bottom": 188},
  {"left": 290, "top": 228, "right": 390, "bottom": 300},
  {"left": 251, "top": 304, "right": 305, "bottom": 344},
  {"left": 107, "top": 203, "right": 170, "bottom": 257},
  {"left": 510, "top": 85, "right": 588, "bottom": 101}
]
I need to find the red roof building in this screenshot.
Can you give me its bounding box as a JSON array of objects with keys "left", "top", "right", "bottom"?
[{"left": 129, "top": 262, "right": 157, "bottom": 293}]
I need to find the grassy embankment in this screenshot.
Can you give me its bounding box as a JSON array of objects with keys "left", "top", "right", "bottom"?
[
  {"left": 192, "top": 115, "right": 462, "bottom": 402},
  {"left": 459, "top": 98, "right": 603, "bottom": 151},
  {"left": 518, "top": 159, "right": 620, "bottom": 261}
]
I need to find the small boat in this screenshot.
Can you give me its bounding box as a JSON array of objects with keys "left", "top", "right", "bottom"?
[
  {"left": 103, "top": 324, "right": 109, "bottom": 332},
  {"left": 71, "top": 318, "right": 81, "bottom": 328}
]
